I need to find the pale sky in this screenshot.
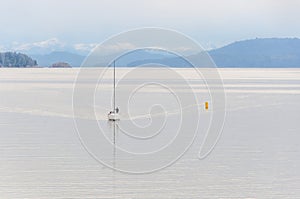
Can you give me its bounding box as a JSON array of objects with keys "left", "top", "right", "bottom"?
[{"left": 1, "top": 0, "right": 300, "bottom": 50}]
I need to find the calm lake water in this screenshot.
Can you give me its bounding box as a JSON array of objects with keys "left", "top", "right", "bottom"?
[{"left": 0, "top": 68, "right": 300, "bottom": 198}]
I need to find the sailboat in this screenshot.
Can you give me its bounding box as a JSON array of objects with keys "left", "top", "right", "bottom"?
[{"left": 108, "top": 60, "right": 120, "bottom": 121}]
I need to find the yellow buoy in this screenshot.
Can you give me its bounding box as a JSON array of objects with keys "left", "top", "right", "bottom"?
[{"left": 205, "top": 102, "right": 209, "bottom": 110}]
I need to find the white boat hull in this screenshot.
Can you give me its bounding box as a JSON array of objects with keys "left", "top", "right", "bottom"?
[{"left": 108, "top": 113, "right": 120, "bottom": 121}]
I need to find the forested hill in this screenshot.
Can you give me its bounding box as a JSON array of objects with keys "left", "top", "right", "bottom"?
[
  {"left": 0, "top": 52, "right": 37, "bottom": 67},
  {"left": 209, "top": 38, "right": 300, "bottom": 67}
]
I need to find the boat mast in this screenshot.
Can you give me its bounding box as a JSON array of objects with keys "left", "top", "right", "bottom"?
[{"left": 113, "top": 60, "right": 116, "bottom": 112}]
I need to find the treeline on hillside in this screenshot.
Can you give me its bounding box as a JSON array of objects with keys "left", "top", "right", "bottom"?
[{"left": 0, "top": 52, "right": 37, "bottom": 67}]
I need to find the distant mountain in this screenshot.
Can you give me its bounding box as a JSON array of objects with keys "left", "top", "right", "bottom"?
[
  {"left": 6, "top": 38, "right": 94, "bottom": 56},
  {"left": 0, "top": 52, "right": 37, "bottom": 67},
  {"left": 31, "top": 51, "right": 85, "bottom": 67},
  {"left": 105, "top": 38, "right": 300, "bottom": 68},
  {"left": 126, "top": 53, "right": 193, "bottom": 67},
  {"left": 11, "top": 38, "right": 300, "bottom": 68},
  {"left": 113, "top": 49, "right": 178, "bottom": 66},
  {"left": 31, "top": 49, "right": 178, "bottom": 67},
  {"left": 124, "top": 38, "right": 300, "bottom": 68},
  {"left": 209, "top": 38, "right": 300, "bottom": 67}
]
